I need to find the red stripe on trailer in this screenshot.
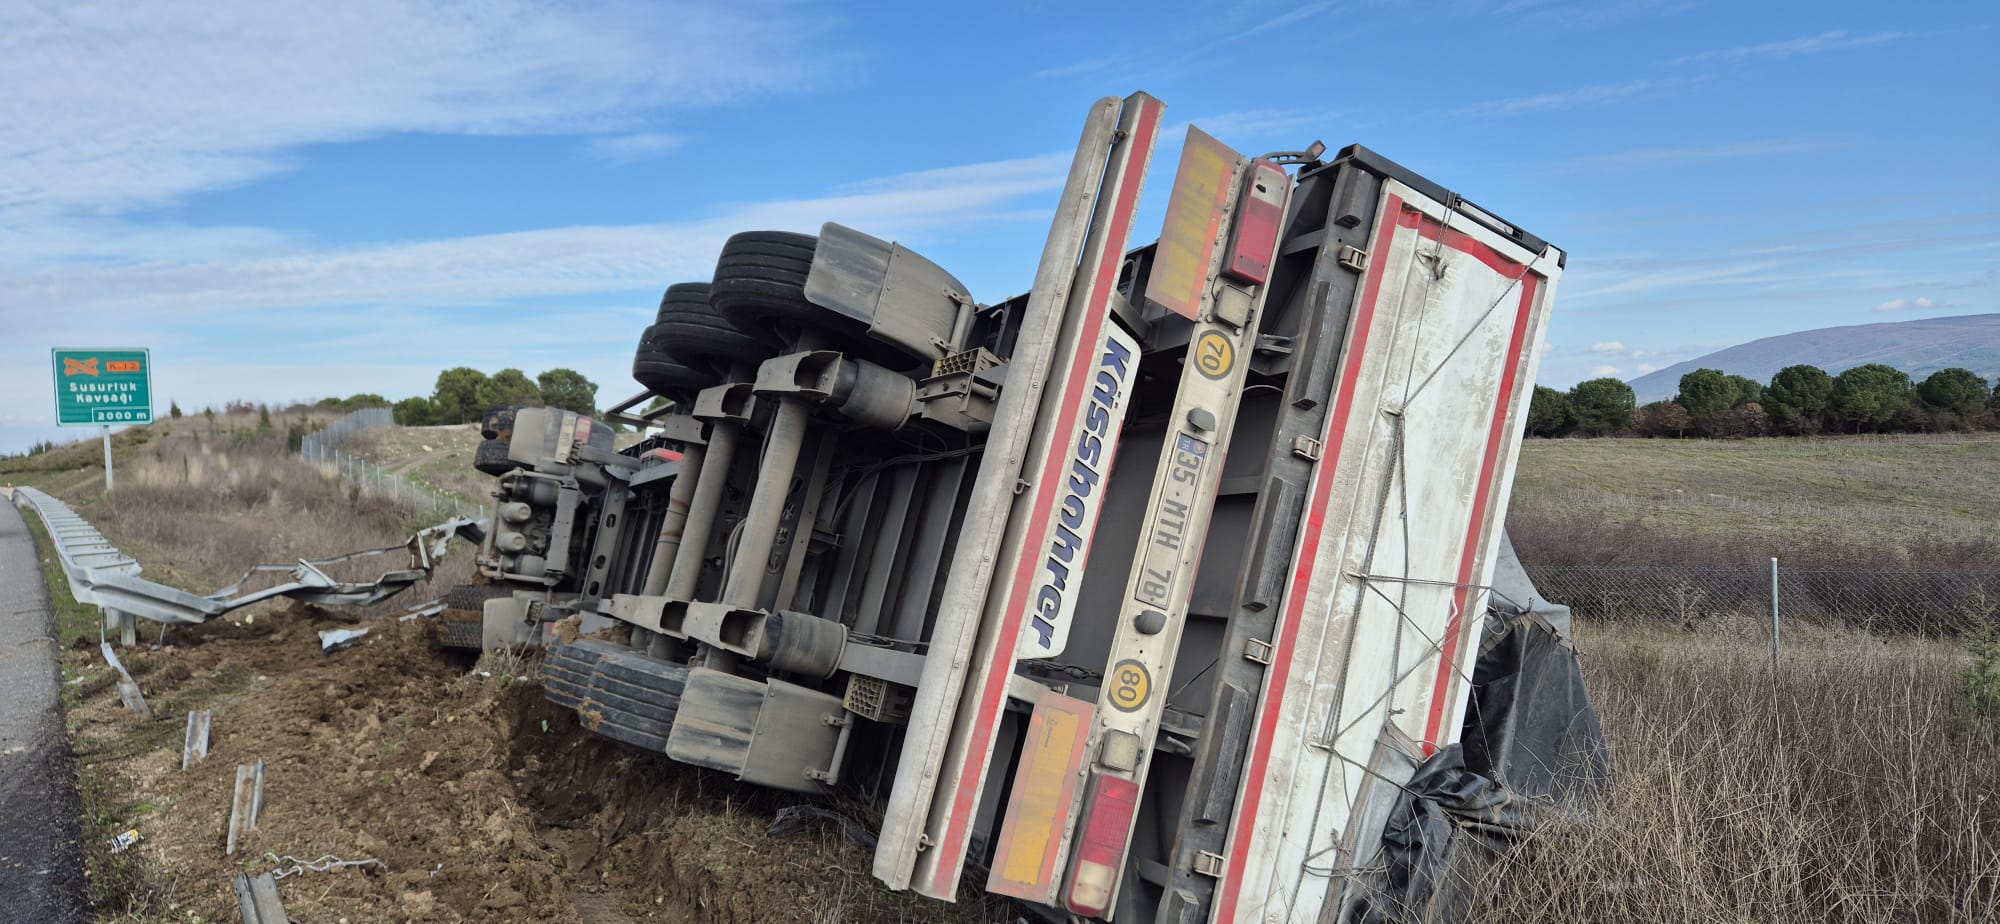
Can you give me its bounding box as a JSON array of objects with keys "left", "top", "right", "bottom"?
[
  {"left": 926, "top": 94, "right": 1165, "bottom": 895},
  {"left": 1400, "top": 209, "right": 1529, "bottom": 279},
  {"left": 1211, "top": 192, "right": 1407, "bottom": 923},
  {"left": 1418, "top": 265, "right": 1540, "bottom": 754}
]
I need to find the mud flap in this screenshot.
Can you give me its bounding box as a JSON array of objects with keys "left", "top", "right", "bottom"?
[{"left": 666, "top": 668, "right": 843, "bottom": 794}]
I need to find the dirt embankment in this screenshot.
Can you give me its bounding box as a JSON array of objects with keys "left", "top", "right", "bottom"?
[
  {"left": 70, "top": 607, "right": 1003, "bottom": 923},
  {"left": 41, "top": 419, "right": 1007, "bottom": 923}
]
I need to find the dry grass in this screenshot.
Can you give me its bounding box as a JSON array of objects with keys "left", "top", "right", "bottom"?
[
  {"left": 344, "top": 422, "right": 496, "bottom": 509},
  {"left": 25, "top": 419, "right": 1997, "bottom": 921},
  {"left": 1465, "top": 622, "right": 2000, "bottom": 924},
  {"left": 342, "top": 418, "right": 645, "bottom": 512},
  {"left": 1510, "top": 433, "right": 2000, "bottom": 558},
  {"left": 45, "top": 415, "right": 474, "bottom": 612}
]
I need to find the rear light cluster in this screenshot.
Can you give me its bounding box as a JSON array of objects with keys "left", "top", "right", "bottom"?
[{"left": 1065, "top": 773, "right": 1140, "bottom": 916}]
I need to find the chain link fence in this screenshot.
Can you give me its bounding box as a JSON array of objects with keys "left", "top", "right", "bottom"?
[
  {"left": 299, "top": 408, "right": 484, "bottom": 520},
  {"left": 1524, "top": 562, "right": 2000, "bottom": 636}
]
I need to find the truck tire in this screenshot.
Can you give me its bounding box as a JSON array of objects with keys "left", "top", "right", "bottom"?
[
  {"left": 479, "top": 405, "right": 518, "bottom": 441},
  {"left": 632, "top": 334, "right": 717, "bottom": 400},
  {"left": 590, "top": 721, "right": 672, "bottom": 753},
  {"left": 543, "top": 639, "right": 618, "bottom": 710},
  {"left": 576, "top": 678, "right": 680, "bottom": 725},
  {"left": 473, "top": 438, "right": 515, "bottom": 476},
  {"left": 654, "top": 283, "right": 779, "bottom": 374},
  {"left": 442, "top": 583, "right": 508, "bottom": 650},
  {"left": 710, "top": 230, "right": 928, "bottom": 370},
  {"left": 542, "top": 640, "right": 689, "bottom": 755}
]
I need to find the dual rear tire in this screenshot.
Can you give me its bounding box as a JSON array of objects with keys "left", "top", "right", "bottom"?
[{"left": 633, "top": 230, "right": 935, "bottom": 398}]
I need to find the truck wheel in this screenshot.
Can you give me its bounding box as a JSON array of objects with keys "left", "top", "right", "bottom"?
[
  {"left": 479, "top": 405, "right": 518, "bottom": 441},
  {"left": 442, "top": 583, "right": 508, "bottom": 649},
  {"left": 543, "top": 640, "right": 688, "bottom": 755},
  {"left": 653, "top": 283, "right": 780, "bottom": 374},
  {"left": 473, "top": 438, "right": 515, "bottom": 476},
  {"left": 710, "top": 230, "right": 928, "bottom": 370},
  {"left": 632, "top": 326, "right": 718, "bottom": 400}
]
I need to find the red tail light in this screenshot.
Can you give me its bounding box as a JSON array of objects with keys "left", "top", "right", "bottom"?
[
  {"left": 1224, "top": 160, "right": 1287, "bottom": 285},
  {"left": 1065, "top": 773, "right": 1140, "bottom": 916}
]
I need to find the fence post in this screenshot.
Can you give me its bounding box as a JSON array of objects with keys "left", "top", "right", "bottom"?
[{"left": 1769, "top": 557, "right": 1781, "bottom": 675}]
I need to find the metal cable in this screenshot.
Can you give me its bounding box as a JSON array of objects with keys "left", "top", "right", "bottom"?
[{"left": 268, "top": 854, "right": 388, "bottom": 880}]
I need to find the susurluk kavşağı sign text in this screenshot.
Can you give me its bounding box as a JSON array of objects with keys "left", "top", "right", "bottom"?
[{"left": 52, "top": 348, "right": 153, "bottom": 426}]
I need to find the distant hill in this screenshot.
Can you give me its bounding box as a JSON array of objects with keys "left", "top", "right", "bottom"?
[{"left": 1627, "top": 313, "right": 2000, "bottom": 403}]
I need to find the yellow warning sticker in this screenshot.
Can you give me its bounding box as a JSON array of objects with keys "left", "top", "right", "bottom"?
[
  {"left": 1107, "top": 659, "right": 1152, "bottom": 712},
  {"left": 1194, "top": 330, "right": 1234, "bottom": 380}
]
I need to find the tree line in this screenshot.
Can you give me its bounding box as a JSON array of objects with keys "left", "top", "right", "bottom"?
[
  {"left": 1529, "top": 364, "right": 2000, "bottom": 439},
  {"left": 391, "top": 367, "right": 600, "bottom": 426}
]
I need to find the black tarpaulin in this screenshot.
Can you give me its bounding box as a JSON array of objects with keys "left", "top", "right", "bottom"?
[{"left": 1348, "top": 534, "right": 1609, "bottom": 923}]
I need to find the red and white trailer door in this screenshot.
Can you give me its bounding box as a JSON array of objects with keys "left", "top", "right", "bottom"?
[{"left": 1211, "top": 179, "right": 1561, "bottom": 924}]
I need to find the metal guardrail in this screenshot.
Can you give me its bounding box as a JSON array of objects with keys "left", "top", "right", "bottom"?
[{"left": 9, "top": 485, "right": 484, "bottom": 640}]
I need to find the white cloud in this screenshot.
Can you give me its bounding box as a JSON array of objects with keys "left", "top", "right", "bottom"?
[
  {"left": 1590, "top": 341, "right": 1626, "bottom": 354},
  {"left": 1561, "top": 138, "right": 1846, "bottom": 171},
  {"left": 584, "top": 132, "right": 685, "bottom": 164},
  {"left": 1874, "top": 296, "right": 1936, "bottom": 312},
  {"left": 1171, "top": 110, "right": 1330, "bottom": 144},
  {"left": 0, "top": 0, "right": 834, "bottom": 217},
  {"left": 1671, "top": 31, "right": 1918, "bottom": 66},
  {"left": 1462, "top": 78, "right": 1695, "bottom": 117},
  {"left": 1637, "top": 363, "right": 1658, "bottom": 373},
  {"left": 1590, "top": 365, "right": 1623, "bottom": 376},
  {"left": 1227, "top": 2, "right": 1334, "bottom": 42},
  {"left": 0, "top": 152, "right": 1073, "bottom": 325},
  {"left": 1537, "top": 342, "right": 1555, "bottom": 356},
  {"left": 1030, "top": 56, "right": 1131, "bottom": 81},
  {"left": 1559, "top": 216, "right": 2000, "bottom": 304}
]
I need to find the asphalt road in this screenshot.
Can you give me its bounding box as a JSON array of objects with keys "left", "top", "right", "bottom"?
[{"left": 0, "top": 499, "right": 90, "bottom": 924}]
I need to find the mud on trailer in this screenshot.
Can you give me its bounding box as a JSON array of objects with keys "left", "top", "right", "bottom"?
[{"left": 445, "top": 92, "right": 1573, "bottom": 922}]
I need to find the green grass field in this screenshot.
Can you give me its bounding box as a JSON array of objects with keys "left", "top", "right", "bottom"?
[{"left": 1508, "top": 432, "right": 2000, "bottom": 555}]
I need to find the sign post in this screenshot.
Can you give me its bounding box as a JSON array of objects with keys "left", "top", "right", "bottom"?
[{"left": 51, "top": 348, "right": 153, "bottom": 493}]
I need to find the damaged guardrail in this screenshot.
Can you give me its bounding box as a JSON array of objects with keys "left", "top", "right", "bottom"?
[{"left": 9, "top": 486, "right": 484, "bottom": 643}]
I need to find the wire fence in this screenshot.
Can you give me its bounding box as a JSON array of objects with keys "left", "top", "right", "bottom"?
[
  {"left": 1525, "top": 562, "right": 2000, "bottom": 637},
  {"left": 299, "top": 408, "right": 484, "bottom": 520}
]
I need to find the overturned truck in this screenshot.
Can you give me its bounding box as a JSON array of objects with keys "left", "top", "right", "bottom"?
[{"left": 450, "top": 93, "right": 1590, "bottom": 922}]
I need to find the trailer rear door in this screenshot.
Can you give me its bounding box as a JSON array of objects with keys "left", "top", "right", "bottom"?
[{"left": 1208, "top": 176, "right": 1560, "bottom": 924}]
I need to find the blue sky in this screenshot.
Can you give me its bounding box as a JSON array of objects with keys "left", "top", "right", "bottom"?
[{"left": 2, "top": 0, "right": 1994, "bottom": 454}]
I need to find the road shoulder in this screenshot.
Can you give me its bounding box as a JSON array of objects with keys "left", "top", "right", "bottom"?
[{"left": 0, "top": 499, "right": 90, "bottom": 924}]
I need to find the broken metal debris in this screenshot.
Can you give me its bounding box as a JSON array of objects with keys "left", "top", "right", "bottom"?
[
  {"left": 225, "top": 759, "right": 266, "bottom": 856},
  {"left": 100, "top": 640, "right": 150, "bottom": 717},
  {"left": 399, "top": 598, "right": 446, "bottom": 621},
  {"left": 316, "top": 627, "right": 370, "bottom": 654},
  {"left": 13, "top": 485, "right": 483, "bottom": 628},
  {"left": 231, "top": 871, "right": 288, "bottom": 924},
  {"left": 182, "top": 710, "right": 212, "bottom": 770}
]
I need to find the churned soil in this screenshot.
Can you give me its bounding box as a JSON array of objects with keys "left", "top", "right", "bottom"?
[{"left": 65, "top": 609, "right": 1006, "bottom": 923}]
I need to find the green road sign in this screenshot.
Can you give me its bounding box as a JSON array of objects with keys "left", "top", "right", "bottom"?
[{"left": 52, "top": 348, "right": 153, "bottom": 426}]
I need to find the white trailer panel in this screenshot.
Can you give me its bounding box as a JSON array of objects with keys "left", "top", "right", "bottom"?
[{"left": 1211, "top": 179, "right": 1560, "bottom": 923}]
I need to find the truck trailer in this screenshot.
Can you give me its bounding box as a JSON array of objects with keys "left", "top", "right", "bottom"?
[{"left": 449, "top": 91, "right": 1585, "bottom": 923}]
